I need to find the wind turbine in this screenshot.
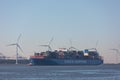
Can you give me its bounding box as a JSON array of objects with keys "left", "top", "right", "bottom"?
[
  {"left": 110, "top": 48, "right": 120, "bottom": 64},
  {"left": 68, "top": 40, "right": 79, "bottom": 51},
  {"left": 89, "top": 40, "right": 99, "bottom": 51},
  {"left": 95, "top": 40, "right": 99, "bottom": 50},
  {"left": 40, "top": 37, "right": 54, "bottom": 51},
  {"left": 8, "top": 34, "right": 23, "bottom": 64}
]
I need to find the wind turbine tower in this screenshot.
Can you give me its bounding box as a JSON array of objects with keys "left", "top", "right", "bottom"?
[{"left": 8, "top": 34, "right": 23, "bottom": 64}]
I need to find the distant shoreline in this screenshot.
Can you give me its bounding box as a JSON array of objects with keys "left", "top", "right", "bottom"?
[{"left": 0, "top": 59, "right": 29, "bottom": 64}]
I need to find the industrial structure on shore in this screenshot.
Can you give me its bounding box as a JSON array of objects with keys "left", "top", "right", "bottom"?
[{"left": 0, "top": 52, "right": 29, "bottom": 64}]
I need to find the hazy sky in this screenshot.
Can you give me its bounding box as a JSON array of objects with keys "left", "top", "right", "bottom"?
[{"left": 0, "top": 0, "right": 120, "bottom": 63}]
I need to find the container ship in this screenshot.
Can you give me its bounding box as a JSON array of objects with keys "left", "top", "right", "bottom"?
[{"left": 29, "top": 48, "right": 103, "bottom": 65}]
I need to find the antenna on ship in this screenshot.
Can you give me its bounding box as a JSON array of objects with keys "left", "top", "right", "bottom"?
[
  {"left": 7, "top": 34, "right": 23, "bottom": 64},
  {"left": 40, "top": 37, "right": 54, "bottom": 51}
]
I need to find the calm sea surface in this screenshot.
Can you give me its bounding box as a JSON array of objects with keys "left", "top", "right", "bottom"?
[{"left": 0, "top": 64, "right": 120, "bottom": 80}]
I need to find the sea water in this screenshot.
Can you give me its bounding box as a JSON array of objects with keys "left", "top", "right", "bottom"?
[{"left": 0, "top": 64, "right": 120, "bottom": 80}]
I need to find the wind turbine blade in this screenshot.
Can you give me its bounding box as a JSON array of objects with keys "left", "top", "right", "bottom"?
[
  {"left": 7, "top": 43, "right": 17, "bottom": 46},
  {"left": 49, "top": 37, "right": 54, "bottom": 45},
  {"left": 40, "top": 45, "right": 49, "bottom": 47},
  {"left": 110, "top": 48, "right": 120, "bottom": 53},
  {"left": 110, "top": 48, "right": 116, "bottom": 50},
  {"left": 17, "top": 44, "right": 23, "bottom": 53},
  {"left": 69, "top": 39, "right": 72, "bottom": 47},
  {"left": 48, "top": 45, "right": 52, "bottom": 51},
  {"left": 17, "top": 34, "right": 21, "bottom": 43},
  {"left": 95, "top": 40, "right": 99, "bottom": 49}
]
